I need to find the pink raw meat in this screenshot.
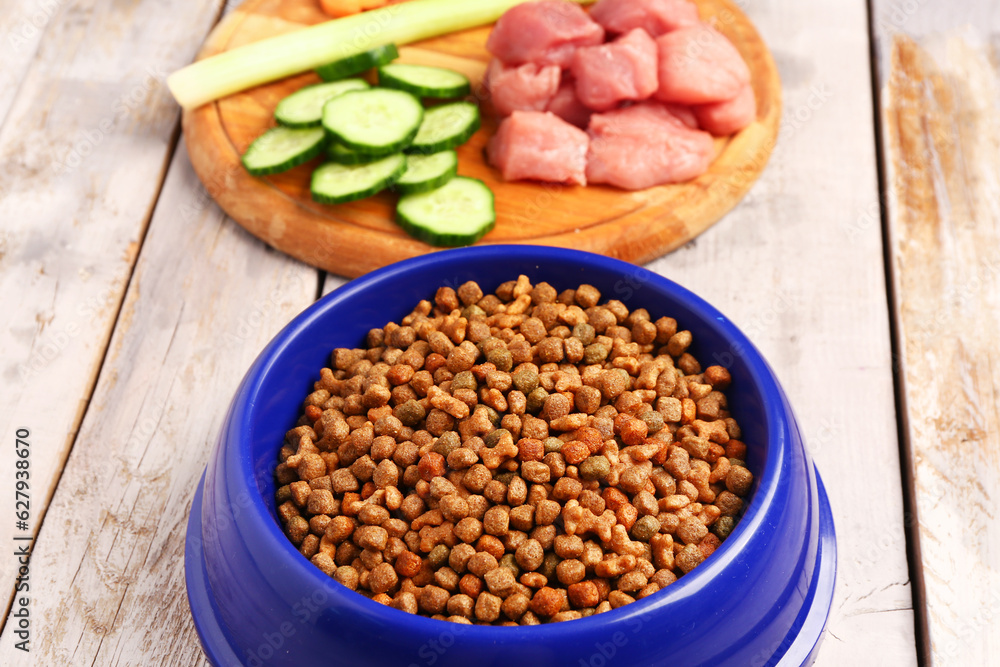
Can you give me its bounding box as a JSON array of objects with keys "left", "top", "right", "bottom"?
[
  {"left": 590, "top": 0, "right": 700, "bottom": 37},
  {"left": 660, "top": 102, "right": 699, "bottom": 129},
  {"left": 486, "top": 0, "right": 605, "bottom": 67},
  {"left": 488, "top": 111, "right": 590, "bottom": 186},
  {"left": 693, "top": 83, "right": 757, "bottom": 135},
  {"left": 653, "top": 23, "right": 751, "bottom": 104},
  {"left": 546, "top": 78, "right": 594, "bottom": 128},
  {"left": 586, "top": 101, "right": 715, "bottom": 189},
  {"left": 570, "top": 28, "right": 659, "bottom": 111},
  {"left": 486, "top": 58, "right": 561, "bottom": 116}
]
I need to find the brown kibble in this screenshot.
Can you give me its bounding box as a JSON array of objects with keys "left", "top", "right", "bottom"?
[
  {"left": 484, "top": 566, "right": 517, "bottom": 596},
  {"left": 619, "top": 418, "right": 648, "bottom": 446},
  {"left": 530, "top": 587, "right": 565, "bottom": 617},
  {"left": 520, "top": 460, "right": 551, "bottom": 484},
  {"left": 448, "top": 542, "right": 476, "bottom": 573},
  {"left": 560, "top": 440, "right": 590, "bottom": 466},
  {"left": 703, "top": 365, "right": 732, "bottom": 389},
  {"left": 594, "top": 554, "right": 636, "bottom": 578},
  {"left": 578, "top": 456, "right": 611, "bottom": 482},
  {"left": 515, "top": 538, "right": 545, "bottom": 572},
  {"left": 666, "top": 330, "right": 692, "bottom": 357},
  {"left": 369, "top": 562, "right": 399, "bottom": 595},
  {"left": 517, "top": 438, "right": 545, "bottom": 462},
  {"left": 715, "top": 491, "right": 743, "bottom": 517},
  {"left": 326, "top": 516, "right": 355, "bottom": 544},
  {"left": 459, "top": 573, "right": 483, "bottom": 597},
  {"left": 556, "top": 559, "right": 586, "bottom": 585},
  {"left": 286, "top": 516, "right": 309, "bottom": 545},
  {"left": 552, "top": 476, "right": 583, "bottom": 501},
  {"left": 676, "top": 517, "right": 709, "bottom": 545},
  {"left": 395, "top": 551, "right": 423, "bottom": 578},
  {"left": 575, "top": 284, "right": 601, "bottom": 309},
  {"left": 475, "top": 592, "right": 503, "bottom": 622},
  {"left": 616, "top": 569, "right": 648, "bottom": 593},
  {"left": 618, "top": 465, "right": 651, "bottom": 494},
  {"left": 501, "top": 592, "right": 531, "bottom": 621},
  {"left": 484, "top": 506, "right": 511, "bottom": 536},
  {"left": 567, "top": 581, "right": 600, "bottom": 608},
  {"left": 726, "top": 466, "right": 754, "bottom": 496},
  {"left": 447, "top": 593, "right": 475, "bottom": 619},
  {"left": 334, "top": 566, "right": 359, "bottom": 590},
  {"left": 675, "top": 543, "right": 705, "bottom": 573},
  {"left": 420, "top": 585, "right": 450, "bottom": 614},
  {"left": 418, "top": 452, "right": 446, "bottom": 481},
  {"left": 457, "top": 281, "right": 484, "bottom": 306},
  {"left": 355, "top": 525, "right": 388, "bottom": 551},
  {"left": 597, "top": 370, "right": 628, "bottom": 400},
  {"left": 467, "top": 551, "right": 499, "bottom": 577},
  {"left": 358, "top": 503, "right": 390, "bottom": 526},
  {"left": 307, "top": 489, "right": 336, "bottom": 515},
  {"left": 453, "top": 517, "right": 483, "bottom": 544}
]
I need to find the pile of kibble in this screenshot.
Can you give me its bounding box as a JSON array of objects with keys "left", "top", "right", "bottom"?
[{"left": 274, "top": 276, "right": 753, "bottom": 625}]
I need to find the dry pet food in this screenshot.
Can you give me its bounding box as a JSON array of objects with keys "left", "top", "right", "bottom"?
[{"left": 275, "top": 276, "right": 753, "bottom": 624}]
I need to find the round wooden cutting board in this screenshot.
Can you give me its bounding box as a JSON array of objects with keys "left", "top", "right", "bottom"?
[{"left": 183, "top": 0, "right": 781, "bottom": 278}]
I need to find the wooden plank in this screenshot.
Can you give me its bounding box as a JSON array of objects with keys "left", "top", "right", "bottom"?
[
  {"left": 872, "top": 2, "right": 1000, "bottom": 663},
  {"left": 0, "top": 1, "right": 55, "bottom": 123},
  {"left": 0, "top": 0, "right": 225, "bottom": 622},
  {"left": 645, "top": 0, "right": 918, "bottom": 663},
  {"left": 0, "top": 147, "right": 319, "bottom": 664}
]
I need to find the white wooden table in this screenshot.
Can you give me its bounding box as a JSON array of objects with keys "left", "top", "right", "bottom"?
[{"left": 2, "top": 0, "right": 997, "bottom": 664}]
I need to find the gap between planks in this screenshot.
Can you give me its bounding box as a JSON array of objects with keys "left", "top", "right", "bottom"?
[{"left": 864, "top": 0, "right": 930, "bottom": 662}]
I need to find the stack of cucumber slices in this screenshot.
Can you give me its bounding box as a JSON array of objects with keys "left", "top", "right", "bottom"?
[{"left": 240, "top": 44, "right": 494, "bottom": 247}]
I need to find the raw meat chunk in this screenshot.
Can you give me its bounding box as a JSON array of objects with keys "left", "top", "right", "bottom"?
[
  {"left": 570, "top": 28, "right": 659, "bottom": 111},
  {"left": 590, "top": 0, "right": 700, "bottom": 37},
  {"left": 586, "top": 101, "right": 714, "bottom": 189},
  {"left": 693, "top": 83, "right": 757, "bottom": 135},
  {"left": 546, "top": 78, "right": 594, "bottom": 128},
  {"left": 653, "top": 24, "right": 750, "bottom": 104},
  {"left": 486, "top": 0, "right": 605, "bottom": 67},
  {"left": 488, "top": 111, "right": 590, "bottom": 186},
  {"left": 486, "top": 58, "right": 562, "bottom": 116},
  {"left": 660, "top": 102, "right": 699, "bottom": 129}
]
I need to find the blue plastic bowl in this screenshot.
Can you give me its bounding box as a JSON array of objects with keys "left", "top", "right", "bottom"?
[{"left": 185, "top": 246, "right": 836, "bottom": 667}]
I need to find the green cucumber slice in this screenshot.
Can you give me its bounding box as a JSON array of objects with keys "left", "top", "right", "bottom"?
[
  {"left": 396, "top": 176, "right": 495, "bottom": 246},
  {"left": 274, "top": 79, "right": 370, "bottom": 128},
  {"left": 395, "top": 151, "right": 459, "bottom": 194},
  {"left": 322, "top": 88, "right": 424, "bottom": 156},
  {"left": 311, "top": 154, "right": 407, "bottom": 205},
  {"left": 241, "top": 126, "right": 326, "bottom": 176},
  {"left": 407, "top": 102, "right": 480, "bottom": 154},
  {"left": 378, "top": 64, "right": 471, "bottom": 99},
  {"left": 326, "top": 142, "right": 381, "bottom": 165},
  {"left": 315, "top": 44, "right": 399, "bottom": 81}
]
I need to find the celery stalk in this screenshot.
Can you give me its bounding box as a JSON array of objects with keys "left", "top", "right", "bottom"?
[{"left": 169, "top": 0, "right": 597, "bottom": 109}]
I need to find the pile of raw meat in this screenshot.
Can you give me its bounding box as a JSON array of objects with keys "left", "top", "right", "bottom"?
[{"left": 485, "top": 0, "right": 756, "bottom": 190}]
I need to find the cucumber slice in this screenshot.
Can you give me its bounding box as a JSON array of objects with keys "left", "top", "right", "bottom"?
[
  {"left": 395, "top": 151, "right": 459, "bottom": 194},
  {"left": 396, "top": 176, "right": 495, "bottom": 246},
  {"left": 322, "top": 89, "right": 424, "bottom": 156},
  {"left": 407, "top": 102, "right": 480, "bottom": 154},
  {"left": 311, "top": 154, "right": 407, "bottom": 205},
  {"left": 378, "top": 64, "right": 471, "bottom": 99},
  {"left": 315, "top": 44, "right": 400, "bottom": 81},
  {"left": 241, "top": 126, "right": 326, "bottom": 176},
  {"left": 326, "top": 142, "right": 381, "bottom": 165},
  {"left": 274, "top": 79, "right": 370, "bottom": 128}
]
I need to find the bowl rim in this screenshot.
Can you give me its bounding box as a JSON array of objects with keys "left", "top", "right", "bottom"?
[{"left": 228, "top": 245, "right": 793, "bottom": 637}]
